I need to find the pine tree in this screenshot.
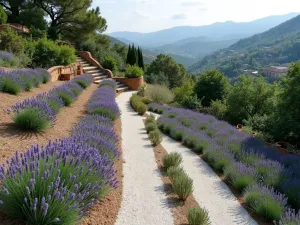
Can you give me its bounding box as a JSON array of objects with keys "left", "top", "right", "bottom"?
[{"left": 126, "top": 44, "right": 132, "bottom": 65}]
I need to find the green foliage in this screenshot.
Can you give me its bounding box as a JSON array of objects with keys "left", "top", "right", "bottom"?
[
  {"left": 270, "top": 61, "right": 300, "bottom": 146},
  {"left": 130, "top": 95, "right": 143, "bottom": 112},
  {"left": 0, "top": 26, "right": 24, "bottom": 55},
  {"left": 146, "top": 54, "right": 187, "bottom": 88},
  {"left": 146, "top": 122, "right": 157, "bottom": 134},
  {"left": 125, "top": 65, "right": 144, "bottom": 78},
  {"left": 194, "top": 70, "right": 230, "bottom": 106},
  {"left": 141, "top": 97, "right": 152, "bottom": 104},
  {"left": 126, "top": 44, "right": 138, "bottom": 66},
  {"left": 31, "top": 39, "right": 76, "bottom": 68},
  {"left": 57, "top": 92, "right": 74, "bottom": 106},
  {"left": 187, "top": 208, "right": 211, "bottom": 225},
  {"left": 0, "top": 6, "right": 7, "bottom": 24},
  {"left": 137, "top": 103, "right": 147, "bottom": 115},
  {"left": 163, "top": 152, "right": 182, "bottom": 170},
  {"left": 0, "top": 78, "right": 23, "bottom": 95},
  {"left": 226, "top": 75, "right": 277, "bottom": 124},
  {"left": 208, "top": 100, "right": 228, "bottom": 120},
  {"left": 102, "top": 55, "right": 118, "bottom": 71},
  {"left": 13, "top": 108, "right": 50, "bottom": 131},
  {"left": 172, "top": 172, "right": 193, "bottom": 201},
  {"left": 173, "top": 79, "right": 196, "bottom": 107},
  {"left": 137, "top": 47, "right": 144, "bottom": 70},
  {"left": 145, "top": 114, "right": 156, "bottom": 124},
  {"left": 149, "top": 129, "right": 162, "bottom": 146},
  {"left": 145, "top": 84, "right": 174, "bottom": 104},
  {"left": 167, "top": 166, "right": 186, "bottom": 183}
]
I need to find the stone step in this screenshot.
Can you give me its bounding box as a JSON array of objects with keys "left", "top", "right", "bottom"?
[
  {"left": 94, "top": 76, "right": 107, "bottom": 81},
  {"left": 116, "top": 86, "right": 129, "bottom": 93},
  {"left": 83, "top": 66, "right": 98, "bottom": 71},
  {"left": 91, "top": 72, "right": 105, "bottom": 76},
  {"left": 84, "top": 70, "right": 101, "bottom": 74}
]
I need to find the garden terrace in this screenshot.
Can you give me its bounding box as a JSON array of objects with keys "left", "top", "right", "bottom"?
[
  {"left": 0, "top": 81, "right": 121, "bottom": 225},
  {"left": 155, "top": 105, "right": 300, "bottom": 223}
]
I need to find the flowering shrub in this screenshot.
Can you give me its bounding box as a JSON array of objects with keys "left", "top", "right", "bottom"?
[
  {"left": 276, "top": 208, "right": 300, "bottom": 225},
  {"left": 8, "top": 75, "right": 93, "bottom": 131},
  {"left": 243, "top": 184, "right": 287, "bottom": 221},
  {"left": 0, "top": 139, "right": 117, "bottom": 225},
  {"left": 99, "top": 79, "right": 117, "bottom": 91},
  {"left": 0, "top": 51, "right": 18, "bottom": 67},
  {"left": 73, "top": 75, "right": 93, "bottom": 89},
  {"left": 155, "top": 104, "right": 300, "bottom": 221},
  {"left": 0, "top": 69, "right": 51, "bottom": 95},
  {"left": 88, "top": 85, "right": 120, "bottom": 120}
]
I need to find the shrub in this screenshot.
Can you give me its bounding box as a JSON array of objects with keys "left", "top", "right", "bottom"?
[
  {"left": 73, "top": 75, "right": 93, "bottom": 89},
  {"left": 280, "top": 179, "right": 300, "bottom": 209},
  {"left": 149, "top": 129, "right": 162, "bottom": 146},
  {"left": 172, "top": 173, "right": 193, "bottom": 201},
  {"left": 0, "top": 26, "right": 24, "bottom": 55},
  {"left": 137, "top": 84, "right": 146, "bottom": 97},
  {"left": 167, "top": 166, "right": 186, "bottom": 183},
  {"left": 170, "top": 129, "right": 184, "bottom": 141},
  {"left": 146, "top": 122, "right": 157, "bottom": 133},
  {"left": 0, "top": 6, "right": 7, "bottom": 24},
  {"left": 99, "top": 79, "right": 117, "bottom": 90},
  {"left": 102, "top": 55, "right": 118, "bottom": 71},
  {"left": 0, "top": 75, "right": 23, "bottom": 95},
  {"left": 0, "top": 139, "right": 116, "bottom": 225},
  {"left": 208, "top": 100, "right": 228, "bottom": 120},
  {"left": 163, "top": 152, "right": 182, "bottom": 170},
  {"left": 145, "top": 114, "right": 156, "bottom": 124},
  {"left": 224, "top": 162, "right": 258, "bottom": 192},
  {"left": 57, "top": 45, "right": 76, "bottom": 66},
  {"left": 88, "top": 86, "right": 120, "bottom": 120},
  {"left": 0, "top": 51, "right": 18, "bottom": 67},
  {"left": 194, "top": 141, "right": 209, "bottom": 154},
  {"left": 243, "top": 184, "right": 287, "bottom": 221},
  {"left": 130, "top": 94, "right": 143, "bottom": 112},
  {"left": 142, "top": 97, "right": 152, "bottom": 104},
  {"left": 145, "top": 84, "right": 174, "bottom": 104},
  {"left": 125, "top": 65, "right": 144, "bottom": 78},
  {"left": 187, "top": 208, "right": 211, "bottom": 225},
  {"left": 137, "top": 103, "right": 147, "bottom": 115},
  {"left": 10, "top": 98, "right": 56, "bottom": 131}
]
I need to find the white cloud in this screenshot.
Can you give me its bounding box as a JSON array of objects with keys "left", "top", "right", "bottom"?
[
  {"left": 133, "top": 10, "right": 149, "bottom": 18},
  {"left": 181, "top": 1, "right": 204, "bottom": 7},
  {"left": 171, "top": 13, "right": 187, "bottom": 20}
]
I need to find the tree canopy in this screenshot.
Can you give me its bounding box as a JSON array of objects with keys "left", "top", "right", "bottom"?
[
  {"left": 146, "top": 54, "right": 187, "bottom": 89},
  {"left": 194, "top": 69, "right": 230, "bottom": 107}
]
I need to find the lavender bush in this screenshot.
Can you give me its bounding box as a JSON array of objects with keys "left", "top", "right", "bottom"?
[
  {"left": 88, "top": 85, "right": 120, "bottom": 120},
  {"left": 73, "top": 75, "right": 93, "bottom": 89},
  {"left": 8, "top": 75, "right": 93, "bottom": 131},
  {"left": 155, "top": 104, "right": 300, "bottom": 220},
  {"left": 0, "top": 139, "right": 117, "bottom": 225},
  {"left": 99, "top": 79, "right": 117, "bottom": 90},
  {"left": 276, "top": 208, "right": 300, "bottom": 225},
  {"left": 0, "top": 51, "right": 17, "bottom": 67},
  {"left": 0, "top": 69, "right": 51, "bottom": 95}
]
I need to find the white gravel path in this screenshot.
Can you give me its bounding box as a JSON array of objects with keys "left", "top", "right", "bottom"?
[
  {"left": 160, "top": 135, "right": 258, "bottom": 225},
  {"left": 115, "top": 92, "right": 173, "bottom": 225}
]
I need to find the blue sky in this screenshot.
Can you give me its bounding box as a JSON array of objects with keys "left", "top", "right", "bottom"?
[{"left": 92, "top": 0, "right": 299, "bottom": 33}]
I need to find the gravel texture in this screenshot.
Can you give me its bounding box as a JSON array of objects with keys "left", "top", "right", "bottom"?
[
  {"left": 115, "top": 92, "right": 173, "bottom": 225},
  {"left": 160, "top": 135, "right": 258, "bottom": 225}
]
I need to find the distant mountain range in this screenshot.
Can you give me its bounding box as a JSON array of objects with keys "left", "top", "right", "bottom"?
[
  {"left": 109, "top": 13, "right": 299, "bottom": 47},
  {"left": 188, "top": 15, "right": 300, "bottom": 77}
]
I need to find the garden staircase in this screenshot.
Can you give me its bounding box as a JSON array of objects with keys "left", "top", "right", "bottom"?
[{"left": 76, "top": 56, "right": 129, "bottom": 92}]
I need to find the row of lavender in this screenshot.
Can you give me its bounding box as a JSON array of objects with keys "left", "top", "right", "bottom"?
[
  {"left": 7, "top": 75, "right": 93, "bottom": 131},
  {"left": 0, "top": 80, "right": 120, "bottom": 224},
  {"left": 150, "top": 103, "right": 300, "bottom": 224},
  {"left": 0, "top": 68, "right": 51, "bottom": 95}
]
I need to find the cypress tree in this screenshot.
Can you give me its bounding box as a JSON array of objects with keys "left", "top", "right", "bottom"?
[
  {"left": 138, "top": 47, "right": 144, "bottom": 70},
  {"left": 131, "top": 44, "right": 137, "bottom": 65},
  {"left": 126, "top": 44, "right": 131, "bottom": 65}
]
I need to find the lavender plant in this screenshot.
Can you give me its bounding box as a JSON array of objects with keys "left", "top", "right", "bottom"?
[
  {"left": 99, "top": 79, "right": 117, "bottom": 90},
  {"left": 73, "top": 75, "right": 93, "bottom": 89},
  {"left": 276, "top": 208, "right": 300, "bottom": 225},
  {"left": 243, "top": 183, "right": 287, "bottom": 221},
  {"left": 0, "top": 139, "right": 117, "bottom": 225}
]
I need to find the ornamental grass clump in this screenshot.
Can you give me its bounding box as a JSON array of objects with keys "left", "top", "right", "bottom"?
[
  {"left": 172, "top": 172, "right": 193, "bottom": 201},
  {"left": 0, "top": 139, "right": 117, "bottom": 225},
  {"left": 149, "top": 129, "right": 162, "bottom": 146},
  {"left": 243, "top": 183, "right": 288, "bottom": 221},
  {"left": 146, "top": 122, "right": 157, "bottom": 134},
  {"left": 137, "top": 103, "right": 147, "bottom": 115},
  {"left": 187, "top": 207, "right": 211, "bottom": 225},
  {"left": 9, "top": 98, "right": 56, "bottom": 131},
  {"left": 167, "top": 166, "right": 186, "bottom": 183},
  {"left": 145, "top": 114, "right": 156, "bottom": 124},
  {"left": 88, "top": 86, "right": 120, "bottom": 120},
  {"left": 163, "top": 152, "right": 182, "bottom": 170}
]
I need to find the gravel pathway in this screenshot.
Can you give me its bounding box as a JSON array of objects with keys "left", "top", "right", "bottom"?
[
  {"left": 160, "top": 135, "right": 258, "bottom": 225},
  {"left": 115, "top": 92, "right": 173, "bottom": 225}
]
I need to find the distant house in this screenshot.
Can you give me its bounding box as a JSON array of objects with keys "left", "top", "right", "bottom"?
[
  {"left": 0, "top": 24, "right": 30, "bottom": 34},
  {"left": 243, "top": 69, "right": 259, "bottom": 75},
  {"left": 264, "top": 66, "right": 288, "bottom": 79}
]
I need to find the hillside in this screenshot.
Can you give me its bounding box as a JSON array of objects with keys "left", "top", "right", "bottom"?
[
  {"left": 153, "top": 37, "right": 239, "bottom": 58},
  {"left": 109, "top": 13, "right": 299, "bottom": 47},
  {"left": 189, "top": 15, "right": 300, "bottom": 77}
]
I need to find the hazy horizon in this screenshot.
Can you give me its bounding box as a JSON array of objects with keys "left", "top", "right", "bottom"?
[{"left": 93, "top": 0, "right": 299, "bottom": 33}]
